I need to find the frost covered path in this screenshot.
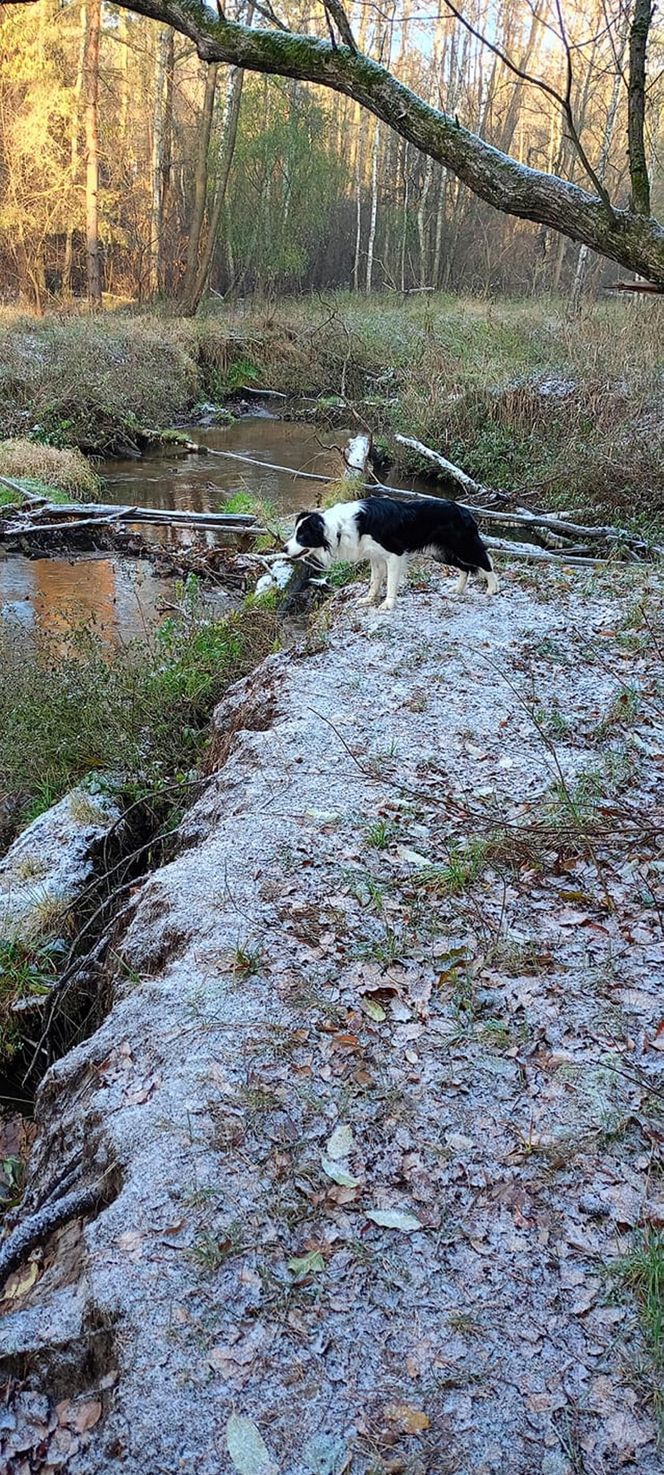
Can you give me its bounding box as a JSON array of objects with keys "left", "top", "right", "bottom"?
[{"left": 2, "top": 565, "right": 664, "bottom": 1475}]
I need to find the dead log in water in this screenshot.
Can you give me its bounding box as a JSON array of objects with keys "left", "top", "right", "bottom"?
[{"left": 0, "top": 496, "right": 266, "bottom": 541}]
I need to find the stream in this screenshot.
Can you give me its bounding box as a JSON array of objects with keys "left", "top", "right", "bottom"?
[{"left": 0, "top": 416, "right": 430, "bottom": 645}]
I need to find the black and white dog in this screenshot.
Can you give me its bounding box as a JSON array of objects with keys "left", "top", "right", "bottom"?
[{"left": 284, "top": 494, "right": 498, "bottom": 612}]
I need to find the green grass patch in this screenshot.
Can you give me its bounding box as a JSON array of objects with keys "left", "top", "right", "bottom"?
[
  {"left": 0, "top": 937, "right": 66, "bottom": 1063},
  {"left": 416, "top": 838, "right": 490, "bottom": 896},
  {"left": 615, "top": 1232, "right": 664, "bottom": 1424},
  {"left": 0, "top": 579, "right": 278, "bottom": 834}
]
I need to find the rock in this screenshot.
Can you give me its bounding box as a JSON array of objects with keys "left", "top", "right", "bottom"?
[{"left": 0, "top": 786, "right": 121, "bottom": 940}]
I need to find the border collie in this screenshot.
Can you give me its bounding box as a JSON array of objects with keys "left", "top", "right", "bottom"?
[{"left": 284, "top": 495, "right": 498, "bottom": 611}]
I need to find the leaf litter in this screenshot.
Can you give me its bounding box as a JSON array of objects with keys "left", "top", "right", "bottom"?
[{"left": 1, "top": 567, "right": 663, "bottom": 1474}]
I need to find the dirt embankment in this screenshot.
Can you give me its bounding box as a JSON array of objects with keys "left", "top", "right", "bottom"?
[{"left": 1, "top": 564, "right": 663, "bottom": 1475}]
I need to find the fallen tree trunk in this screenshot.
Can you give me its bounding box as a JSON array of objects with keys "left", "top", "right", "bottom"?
[
  {"left": 394, "top": 432, "right": 507, "bottom": 503},
  {"left": 484, "top": 535, "right": 606, "bottom": 566},
  {"left": 203, "top": 443, "right": 661, "bottom": 561},
  {"left": 1, "top": 498, "right": 263, "bottom": 540}
]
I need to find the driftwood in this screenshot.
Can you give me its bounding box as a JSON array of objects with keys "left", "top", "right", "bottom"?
[
  {"left": 202, "top": 442, "right": 661, "bottom": 562},
  {"left": 394, "top": 432, "right": 506, "bottom": 504},
  {"left": 1, "top": 496, "right": 266, "bottom": 541},
  {"left": 2, "top": 437, "right": 659, "bottom": 569},
  {"left": 0, "top": 1180, "right": 104, "bottom": 1289}
]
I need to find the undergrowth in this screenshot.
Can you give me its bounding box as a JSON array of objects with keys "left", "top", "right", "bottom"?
[
  {"left": 0, "top": 578, "right": 278, "bottom": 837},
  {"left": 0, "top": 293, "right": 662, "bottom": 518},
  {"left": 616, "top": 1232, "right": 664, "bottom": 1427}
]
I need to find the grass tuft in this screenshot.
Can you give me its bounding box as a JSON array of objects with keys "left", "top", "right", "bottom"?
[
  {"left": 615, "top": 1232, "right": 664, "bottom": 1424},
  {"left": 0, "top": 438, "right": 100, "bottom": 500},
  {"left": 0, "top": 582, "right": 278, "bottom": 837}
]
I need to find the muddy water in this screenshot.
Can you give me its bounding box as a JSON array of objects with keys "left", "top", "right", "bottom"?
[
  {"left": 0, "top": 553, "right": 206, "bottom": 648},
  {"left": 100, "top": 418, "right": 352, "bottom": 515},
  {"left": 0, "top": 417, "right": 428, "bottom": 644}
]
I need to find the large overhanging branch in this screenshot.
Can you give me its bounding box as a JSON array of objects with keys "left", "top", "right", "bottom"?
[{"left": 16, "top": 0, "right": 664, "bottom": 285}]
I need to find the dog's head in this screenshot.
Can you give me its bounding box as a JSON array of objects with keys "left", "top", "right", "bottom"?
[{"left": 283, "top": 510, "right": 333, "bottom": 568}]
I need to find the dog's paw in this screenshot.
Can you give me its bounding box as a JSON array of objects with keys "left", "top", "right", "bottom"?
[
  {"left": 377, "top": 599, "right": 396, "bottom": 613},
  {"left": 357, "top": 594, "right": 379, "bottom": 607}
]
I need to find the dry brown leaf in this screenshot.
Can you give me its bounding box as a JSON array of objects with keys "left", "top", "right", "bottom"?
[
  {"left": 73, "top": 1399, "right": 102, "bottom": 1433},
  {"left": 384, "top": 1403, "right": 430, "bottom": 1435},
  {"left": 1, "top": 1260, "right": 39, "bottom": 1301},
  {"left": 117, "top": 1230, "right": 143, "bottom": 1259}
]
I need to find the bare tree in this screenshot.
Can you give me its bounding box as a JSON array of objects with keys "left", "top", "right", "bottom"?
[
  {"left": 178, "top": 61, "right": 219, "bottom": 310},
  {"left": 627, "top": 0, "right": 653, "bottom": 214},
  {"left": 80, "top": 0, "right": 664, "bottom": 287},
  {"left": 83, "top": 0, "right": 101, "bottom": 308},
  {"left": 149, "top": 24, "right": 174, "bottom": 296}
]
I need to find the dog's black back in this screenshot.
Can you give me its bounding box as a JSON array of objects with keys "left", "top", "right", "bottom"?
[{"left": 357, "top": 495, "right": 491, "bottom": 573}]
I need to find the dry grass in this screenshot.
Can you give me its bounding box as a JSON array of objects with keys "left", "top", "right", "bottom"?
[
  {"left": 0, "top": 294, "right": 662, "bottom": 518},
  {"left": 0, "top": 438, "right": 100, "bottom": 499}
]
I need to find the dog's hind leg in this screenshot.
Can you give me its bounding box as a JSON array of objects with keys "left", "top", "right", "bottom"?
[
  {"left": 478, "top": 559, "right": 499, "bottom": 595},
  {"left": 378, "top": 554, "right": 405, "bottom": 612},
  {"left": 454, "top": 569, "right": 469, "bottom": 595},
  {"left": 358, "top": 559, "right": 385, "bottom": 606}
]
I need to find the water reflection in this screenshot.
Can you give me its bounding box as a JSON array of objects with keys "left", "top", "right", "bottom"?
[
  {"left": 100, "top": 419, "right": 349, "bottom": 515},
  {"left": 0, "top": 553, "right": 186, "bottom": 648},
  {"left": 2, "top": 417, "right": 428, "bottom": 645}
]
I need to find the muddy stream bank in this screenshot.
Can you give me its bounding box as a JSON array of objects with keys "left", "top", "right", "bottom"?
[{"left": 1, "top": 416, "right": 433, "bottom": 643}]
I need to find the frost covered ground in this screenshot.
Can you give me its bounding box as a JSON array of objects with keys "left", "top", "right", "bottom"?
[{"left": 1, "top": 561, "right": 663, "bottom": 1475}]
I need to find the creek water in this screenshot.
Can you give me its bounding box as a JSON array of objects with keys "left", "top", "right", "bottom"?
[{"left": 0, "top": 416, "right": 431, "bottom": 645}]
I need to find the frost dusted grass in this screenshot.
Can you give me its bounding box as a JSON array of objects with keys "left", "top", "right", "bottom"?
[
  {"left": 0, "top": 438, "right": 100, "bottom": 499},
  {"left": 0, "top": 293, "right": 662, "bottom": 515},
  {"left": 0, "top": 588, "right": 278, "bottom": 836}
]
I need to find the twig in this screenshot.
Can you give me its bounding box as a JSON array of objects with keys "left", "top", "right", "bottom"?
[{"left": 0, "top": 1180, "right": 106, "bottom": 1288}]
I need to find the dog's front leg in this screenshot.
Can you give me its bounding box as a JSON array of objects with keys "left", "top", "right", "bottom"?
[
  {"left": 358, "top": 559, "right": 384, "bottom": 606},
  {"left": 378, "top": 555, "right": 405, "bottom": 612}
]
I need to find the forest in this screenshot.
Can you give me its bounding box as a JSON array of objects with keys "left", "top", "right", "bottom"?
[{"left": 2, "top": 0, "right": 663, "bottom": 310}]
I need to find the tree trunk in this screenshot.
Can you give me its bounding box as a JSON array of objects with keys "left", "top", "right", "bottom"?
[
  {"left": 118, "top": 9, "right": 131, "bottom": 139},
  {"left": 149, "top": 24, "right": 173, "bottom": 297},
  {"left": 571, "top": 47, "right": 625, "bottom": 310},
  {"left": 63, "top": 0, "right": 87, "bottom": 297},
  {"left": 399, "top": 141, "right": 409, "bottom": 292},
  {"left": 83, "top": 0, "right": 101, "bottom": 309},
  {"left": 178, "top": 60, "right": 218, "bottom": 311},
  {"left": 417, "top": 154, "right": 433, "bottom": 286},
  {"left": 189, "top": 63, "right": 246, "bottom": 312},
  {"left": 628, "top": 0, "right": 652, "bottom": 215},
  {"left": 365, "top": 122, "right": 379, "bottom": 291}
]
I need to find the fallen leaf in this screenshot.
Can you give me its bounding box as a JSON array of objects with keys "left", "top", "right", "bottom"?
[
  {"left": 287, "top": 1250, "right": 325, "bottom": 1280},
  {"left": 365, "top": 1208, "right": 422, "bottom": 1232},
  {"left": 326, "top": 1124, "right": 354, "bottom": 1160},
  {"left": 360, "top": 997, "right": 386, "bottom": 1022},
  {"left": 384, "top": 1403, "right": 430, "bottom": 1435},
  {"left": 209, "top": 1326, "right": 270, "bottom": 1372},
  {"left": 302, "top": 1432, "right": 348, "bottom": 1475},
  {"left": 1, "top": 1260, "right": 39, "bottom": 1301},
  {"left": 117, "top": 1230, "right": 143, "bottom": 1259},
  {"left": 73, "top": 1400, "right": 102, "bottom": 1433},
  {"left": 226, "top": 1414, "right": 278, "bottom": 1475},
  {"left": 321, "top": 1157, "right": 361, "bottom": 1188},
  {"left": 445, "top": 1132, "right": 474, "bottom": 1153}
]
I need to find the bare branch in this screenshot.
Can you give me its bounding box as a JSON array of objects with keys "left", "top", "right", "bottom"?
[
  {"left": 322, "top": 0, "right": 357, "bottom": 52},
  {"left": 439, "top": 0, "right": 615, "bottom": 214}
]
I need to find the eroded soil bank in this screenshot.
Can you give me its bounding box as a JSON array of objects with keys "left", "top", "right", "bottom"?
[{"left": 1, "top": 562, "right": 663, "bottom": 1475}]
